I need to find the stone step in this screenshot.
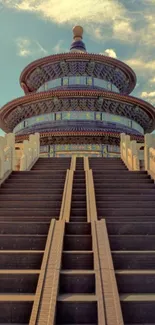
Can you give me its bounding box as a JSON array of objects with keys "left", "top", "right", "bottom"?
[
  {"left": 95, "top": 183, "right": 155, "bottom": 189},
  {"left": 71, "top": 201, "right": 87, "bottom": 208},
  {"left": 121, "top": 298, "right": 155, "bottom": 324},
  {"left": 94, "top": 179, "right": 153, "bottom": 184},
  {"left": 96, "top": 194, "right": 155, "bottom": 201},
  {"left": 5, "top": 179, "right": 65, "bottom": 184},
  {"left": 32, "top": 167, "right": 68, "bottom": 170},
  {"left": 0, "top": 251, "right": 43, "bottom": 269},
  {"left": 0, "top": 216, "right": 57, "bottom": 222},
  {"left": 94, "top": 174, "right": 150, "bottom": 179},
  {"left": 57, "top": 294, "right": 97, "bottom": 302},
  {"left": 0, "top": 294, "right": 33, "bottom": 301},
  {"left": 37, "top": 158, "right": 70, "bottom": 161},
  {"left": 107, "top": 222, "right": 155, "bottom": 235},
  {"left": 63, "top": 235, "right": 92, "bottom": 251},
  {"left": 116, "top": 271, "right": 155, "bottom": 293},
  {"left": 10, "top": 173, "right": 66, "bottom": 178},
  {"left": 0, "top": 273, "right": 38, "bottom": 293},
  {"left": 0, "top": 200, "right": 61, "bottom": 208},
  {"left": 32, "top": 163, "right": 69, "bottom": 166},
  {"left": 112, "top": 251, "right": 155, "bottom": 270},
  {"left": 0, "top": 301, "right": 33, "bottom": 323},
  {"left": 95, "top": 188, "right": 155, "bottom": 194},
  {"left": 71, "top": 194, "right": 86, "bottom": 200},
  {"left": 89, "top": 166, "right": 127, "bottom": 168},
  {"left": 0, "top": 194, "right": 62, "bottom": 201},
  {"left": 70, "top": 208, "right": 87, "bottom": 217},
  {"left": 72, "top": 184, "right": 86, "bottom": 188},
  {"left": 65, "top": 223, "right": 91, "bottom": 235},
  {"left": 97, "top": 201, "right": 155, "bottom": 208},
  {"left": 0, "top": 234, "right": 47, "bottom": 250},
  {"left": 59, "top": 272, "right": 95, "bottom": 294},
  {"left": 0, "top": 188, "right": 63, "bottom": 194},
  {"left": 56, "top": 299, "right": 97, "bottom": 324},
  {"left": 33, "top": 162, "right": 70, "bottom": 165},
  {"left": 0, "top": 222, "right": 49, "bottom": 234},
  {"left": 97, "top": 207, "right": 155, "bottom": 216},
  {"left": 93, "top": 171, "right": 147, "bottom": 175},
  {"left": 0, "top": 208, "right": 60, "bottom": 216},
  {"left": 69, "top": 217, "right": 87, "bottom": 223},
  {"left": 72, "top": 188, "right": 86, "bottom": 193},
  {"left": 61, "top": 252, "right": 94, "bottom": 270},
  {"left": 1, "top": 183, "right": 64, "bottom": 189},
  {"left": 109, "top": 235, "right": 155, "bottom": 250},
  {"left": 99, "top": 216, "right": 155, "bottom": 222},
  {"left": 12, "top": 170, "right": 66, "bottom": 174}
]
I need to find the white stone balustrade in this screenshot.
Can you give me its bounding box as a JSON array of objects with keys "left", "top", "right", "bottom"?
[
  {"left": 120, "top": 133, "right": 144, "bottom": 171},
  {"left": 0, "top": 132, "right": 40, "bottom": 179},
  {"left": 18, "top": 133, "right": 40, "bottom": 171},
  {"left": 144, "top": 133, "right": 155, "bottom": 179},
  {"left": 0, "top": 133, "right": 16, "bottom": 179}
]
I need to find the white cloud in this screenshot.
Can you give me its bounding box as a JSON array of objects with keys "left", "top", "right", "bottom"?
[
  {"left": 53, "top": 40, "right": 67, "bottom": 53},
  {"left": 92, "top": 27, "right": 103, "bottom": 41},
  {"left": 4, "top": 0, "right": 155, "bottom": 46},
  {"left": 5, "top": 0, "right": 134, "bottom": 43},
  {"left": 150, "top": 77, "right": 155, "bottom": 83},
  {"left": 102, "top": 49, "right": 117, "bottom": 59},
  {"left": 141, "top": 91, "right": 155, "bottom": 105},
  {"left": 16, "top": 38, "right": 31, "bottom": 57},
  {"left": 5, "top": 0, "right": 127, "bottom": 24},
  {"left": 141, "top": 91, "right": 155, "bottom": 98},
  {"left": 125, "top": 58, "right": 155, "bottom": 72},
  {"left": 16, "top": 38, "right": 48, "bottom": 57},
  {"left": 113, "top": 20, "right": 134, "bottom": 42}
]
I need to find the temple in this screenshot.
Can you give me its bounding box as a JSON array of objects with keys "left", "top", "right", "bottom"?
[
  {"left": 0, "top": 26, "right": 155, "bottom": 157},
  {"left": 0, "top": 26, "right": 155, "bottom": 325}
]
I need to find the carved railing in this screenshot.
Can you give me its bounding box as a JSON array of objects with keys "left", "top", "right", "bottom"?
[
  {"left": 120, "top": 133, "right": 144, "bottom": 171},
  {"left": 0, "top": 133, "right": 16, "bottom": 179},
  {"left": 144, "top": 133, "right": 155, "bottom": 180},
  {"left": 0, "top": 132, "right": 40, "bottom": 179},
  {"left": 120, "top": 132, "right": 155, "bottom": 177}
]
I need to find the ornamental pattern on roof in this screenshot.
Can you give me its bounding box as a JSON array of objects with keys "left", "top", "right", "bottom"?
[{"left": 0, "top": 26, "right": 155, "bottom": 148}]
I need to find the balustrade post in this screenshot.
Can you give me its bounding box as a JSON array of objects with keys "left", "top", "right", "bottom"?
[
  {"left": 144, "top": 134, "right": 155, "bottom": 171},
  {"left": 124, "top": 134, "right": 130, "bottom": 168},
  {"left": 29, "top": 134, "right": 35, "bottom": 161},
  {"left": 34, "top": 132, "right": 40, "bottom": 157},
  {"left": 22, "top": 140, "right": 29, "bottom": 170},
  {"left": 120, "top": 133, "right": 126, "bottom": 161},
  {"left": 6, "top": 133, "right": 16, "bottom": 170},
  {"left": 131, "top": 140, "right": 137, "bottom": 170},
  {"left": 0, "top": 137, "right": 5, "bottom": 179}
]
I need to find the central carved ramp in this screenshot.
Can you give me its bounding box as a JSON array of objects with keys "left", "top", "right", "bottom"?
[{"left": 55, "top": 157, "right": 97, "bottom": 324}]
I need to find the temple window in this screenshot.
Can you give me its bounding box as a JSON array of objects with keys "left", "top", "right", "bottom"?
[{"left": 63, "top": 77, "right": 69, "bottom": 85}]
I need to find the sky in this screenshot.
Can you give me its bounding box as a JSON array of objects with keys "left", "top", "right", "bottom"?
[{"left": 0, "top": 0, "right": 155, "bottom": 136}]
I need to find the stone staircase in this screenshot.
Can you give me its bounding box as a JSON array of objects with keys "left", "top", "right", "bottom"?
[
  {"left": 90, "top": 157, "right": 155, "bottom": 324},
  {"left": 0, "top": 156, "right": 155, "bottom": 324},
  {"left": 0, "top": 158, "right": 70, "bottom": 324}
]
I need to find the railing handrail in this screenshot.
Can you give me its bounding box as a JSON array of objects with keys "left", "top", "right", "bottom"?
[{"left": 0, "top": 132, "right": 40, "bottom": 179}]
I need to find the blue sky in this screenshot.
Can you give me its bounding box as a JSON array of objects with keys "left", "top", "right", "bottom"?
[{"left": 0, "top": 0, "right": 155, "bottom": 136}]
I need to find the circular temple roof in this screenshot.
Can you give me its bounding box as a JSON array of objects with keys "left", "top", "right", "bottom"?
[
  {"left": 0, "top": 89, "right": 154, "bottom": 134},
  {"left": 20, "top": 53, "right": 137, "bottom": 95}
]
